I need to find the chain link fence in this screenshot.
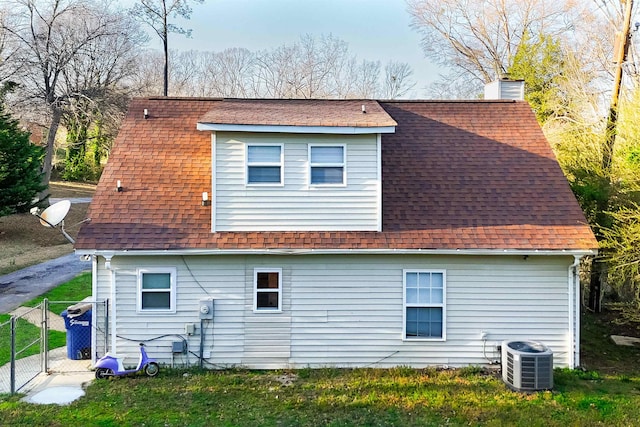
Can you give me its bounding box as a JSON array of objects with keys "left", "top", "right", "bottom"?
[
  {"left": 46, "top": 299, "right": 109, "bottom": 373},
  {"left": 0, "top": 304, "right": 44, "bottom": 394},
  {"left": 0, "top": 299, "right": 108, "bottom": 394}
]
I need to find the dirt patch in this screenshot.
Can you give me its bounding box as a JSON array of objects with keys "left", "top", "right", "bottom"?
[
  {"left": 580, "top": 309, "right": 640, "bottom": 375},
  {"left": 0, "top": 182, "right": 95, "bottom": 275},
  {"left": 49, "top": 181, "right": 96, "bottom": 199}
]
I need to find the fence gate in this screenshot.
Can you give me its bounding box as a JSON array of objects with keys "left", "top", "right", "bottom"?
[
  {"left": 0, "top": 298, "right": 108, "bottom": 394},
  {"left": 0, "top": 303, "right": 45, "bottom": 394},
  {"left": 45, "top": 299, "right": 109, "bottom": 374}
]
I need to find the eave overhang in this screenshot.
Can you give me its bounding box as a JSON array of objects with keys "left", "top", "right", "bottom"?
[{"left": 196, "top": 123, "right": 396, "bottom": 134}]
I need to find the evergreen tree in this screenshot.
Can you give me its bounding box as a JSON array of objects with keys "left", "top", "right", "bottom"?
[
  {"left": 507, "top": 31, "right": 565, "bottom": 124},
  {"left": 0, "top": 104, "right": 45, "bottom": 216}
]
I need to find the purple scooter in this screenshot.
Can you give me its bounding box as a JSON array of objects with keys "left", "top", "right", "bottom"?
[{"left": 95, "top": 343, "right": 160, "bottom": 379}]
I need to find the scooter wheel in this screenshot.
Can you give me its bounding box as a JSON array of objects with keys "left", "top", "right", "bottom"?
[
  {"left": 145, "top": 362, "right": 159, "bottom": 377},
  {"left": 95, "top": 368, "right": 112, "bottom": 379}
]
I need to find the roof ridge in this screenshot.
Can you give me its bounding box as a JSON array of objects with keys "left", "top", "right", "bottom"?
[{"left": 137, "top": 97, "right": 522, "bottom": 104}]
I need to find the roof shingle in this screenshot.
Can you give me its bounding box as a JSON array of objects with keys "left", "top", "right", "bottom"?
[
  {"left": 198, "top": 99, "right": 396, "bottom": 128},
  {"left": 75, "top": 98, "right": 597, "bottom": 252}
]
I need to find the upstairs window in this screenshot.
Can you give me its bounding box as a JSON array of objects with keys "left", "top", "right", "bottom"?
[
  {"left": 309, "top": 145, "right": 345, "bottom": 185},
  {"left": 137, "top": 268, "right": 176, "bottom": 313},
  {"left": 247, "top": 144, "right": 283, "bottom": 185},
  {"left": 254, "top": 268, "right": 282, "bottom": 312},
  {"left": 403, "top": 270, "right": 446, "bottom": 340}
]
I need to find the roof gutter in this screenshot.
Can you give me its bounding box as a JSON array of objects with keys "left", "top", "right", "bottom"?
[
  {"left": 196, "top": 123, "right": 396, "bottom": 134},
  {"left": 76, "top": 248, "right": 597, "bottom": 257}
]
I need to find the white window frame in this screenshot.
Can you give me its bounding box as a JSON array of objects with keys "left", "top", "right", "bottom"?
[
  {"left": 246, "top": 143, "right": 284, "bottom": 186},
  {"left": 308, "top": 144, "right": 346, "bottom": 187},
  {"left": 253, "top": 268, "right": 282, "bottom": 313},
  {"left": 136, "top": 267, "right": 177, "bottom": 314},
  {"left": 402, "top": 269, "right": 446, "bottom": 341}
]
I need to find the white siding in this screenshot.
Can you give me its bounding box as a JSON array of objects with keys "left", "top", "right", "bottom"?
[
  {"left": 484, "top": 80, "right": 525, "bottom": 100},
  {"left": 95, "top": 254, "right": 575, "bottom": 369},
  {"left": 214, "top": 132, "right": 379, "bottom": 231}
]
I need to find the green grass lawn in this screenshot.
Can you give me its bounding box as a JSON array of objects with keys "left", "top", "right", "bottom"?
[
  {"left": 1, "top": 367, "right": 640, "bottom": 426},
  {"left": 2, "top": 273, "right": 640, "bottom": 426}
]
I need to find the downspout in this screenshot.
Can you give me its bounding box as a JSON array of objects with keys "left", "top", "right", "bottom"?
[
  {"left": 105, "top": 255, "right": 117, "bottom": 354},
  {"left": 376, "top": 133, "right": 382, "bottom": 232},
  {"left": 568, "top": 255, "right": 582, "bottom": 368},
  {"left": 91, "top": 255, "right": 98, "bottom": 366},
  {"left": 211, "top": 132, "right": 217, "bottom": 233}
]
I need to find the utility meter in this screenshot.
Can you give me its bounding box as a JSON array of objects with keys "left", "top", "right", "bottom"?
[{"left": 199, "top": 298, "right": 214, "bottom": 320}]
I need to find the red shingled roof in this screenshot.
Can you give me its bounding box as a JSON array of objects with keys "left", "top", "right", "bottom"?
[
  {"left": 75, "top": 97, "right": 597, "bottom": 252},
  {"left": 199, "top": 99, "right": 396, "bottom": 128}
]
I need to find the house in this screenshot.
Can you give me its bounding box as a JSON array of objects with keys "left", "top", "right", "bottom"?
[{"left": 75, "top": 95, "right": 597, "bottom": 369}]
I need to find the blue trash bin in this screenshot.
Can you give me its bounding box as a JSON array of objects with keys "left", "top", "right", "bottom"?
[{"left": 60, "top": 308, "right": 92, "bottom": 360}]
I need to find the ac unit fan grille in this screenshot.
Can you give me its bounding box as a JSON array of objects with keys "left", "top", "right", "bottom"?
[
  {"left": 506, "top": 351, "right": 515, "bottom": 384},
  {"left": 523, "top": 356, "right": 552, "bottom": 389}
]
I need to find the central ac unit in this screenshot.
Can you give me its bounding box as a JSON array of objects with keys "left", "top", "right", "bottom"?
[{"left": 501, "top": 340, "right": 553, "bottom": 392}]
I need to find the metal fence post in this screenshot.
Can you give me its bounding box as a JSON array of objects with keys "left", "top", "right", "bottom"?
[
  {"left": 43, "top": 298, "right": 49, "bottom": 373},
  {"left": 10, "top": 316, "right": 15, "bottom": 394},
  {"left": 105, "top": 299, "right": 109, "bottom": 354}
]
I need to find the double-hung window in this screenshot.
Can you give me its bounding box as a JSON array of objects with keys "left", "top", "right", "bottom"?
[
  {"left": 254, "top": 268, "right": 282, "bottom": 312},
  {"left": 137, "top": 268, "right": 177, "bottom": 313},
  {"left": 403, "top": 270, "right": 445, "bottom": 340},
  {"left": 247, "top": 144, "right": 283, "bottom": 185},
  {"left": 309, "top": 145, "right": 345, "bottom": 185}
]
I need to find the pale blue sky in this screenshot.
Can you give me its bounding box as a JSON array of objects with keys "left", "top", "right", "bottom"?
[{"left": 133, "top": 0, "right": 440, "bottom": 96}]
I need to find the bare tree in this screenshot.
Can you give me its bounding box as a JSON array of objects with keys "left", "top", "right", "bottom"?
[
  {"left": 3, "top": 0, "right": 145, "bottom": 195},
  {"left": 199, "top": 48, "right": 257, "bottom": 97},
  {"left": 344, "top": 59, "right": 380, "bottom": 98},
  {"left": 60, "top": 8, "right": 145, "bottom": 171},
  {"left": 127, "top": 49, "right": 164, "bottom": 96},
  {"left": 131, "top": 0, "right": 204, "bottom": 96},
  {"left": 130, "top": 33, "right": 415, "bottom": 100},
  {"left": 255, "top": 44, "right": 298, "bottom": 98},
  {"left": 167, "top": 49, "right": 202, "bottom": 96},
  {"left": 406, "top": 0, "right": 582, "bottom": 93},
  {"left": 383, "top": 61, "right": 416, "bottom": 99},
  {"left": 0, "top": 10, "right": 22, "bottom": 95},
  {"left": 255, "top": 34, "right": 357, "bottom": 99}
]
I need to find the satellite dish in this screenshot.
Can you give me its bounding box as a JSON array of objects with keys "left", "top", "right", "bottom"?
[{"left": 39, "top": 200, "right": 71, "bottom": 228}]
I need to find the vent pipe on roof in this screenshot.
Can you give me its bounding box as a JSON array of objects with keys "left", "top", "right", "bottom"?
[{"left": 484, "top": 78, "right": 525, "bottom": 100}]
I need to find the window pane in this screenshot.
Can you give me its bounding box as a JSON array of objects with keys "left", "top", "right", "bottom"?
[
  {"left": 417, "top": 287, "right": 430, "bottom": 304},
  {"left": 142, "top": 273, "right": 170, "bottom": 290},
  {"left": 431, "top": 288, "right": 443, "bottom": 304},
  {"left": 248, "top": 166, "right": 281, "bottom": 183},
  {"left": 406, "top": 272, "right": 417, "bottom": 287},
  {"left": 311, "top": 167, "right": 343, "bottom": 184},
  {"left": 406, "top": 288, "right": 418, "bottom": 304},
  {"left": 257, "top": 291, "right": 279, "bottom": 309},
  {"left": 429, "top": 321, "right": 443, "bottom": 337},
  {"left": 431, "top": 273, "right": 443, "bottom": 288},
  {"left": 311, "top": 146, "right": 343, "bottom": 163},
  {"left": 142, "top": 292, "right": 170, "bottom": 309},
  {"left": 418, "top": 273, "right": 430, "bottom": 288},
  {"left": 406, "top": 307, "right": 443, "bottom": 338},
  {"left": 406, "top": 320, "right": 418, "bottom": 336},
  {"left": 248, "top": 145, "right": 280, "bottom": 163},
  {"left": 257, "top": 272, "right": 279, "bottom": 289}
]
